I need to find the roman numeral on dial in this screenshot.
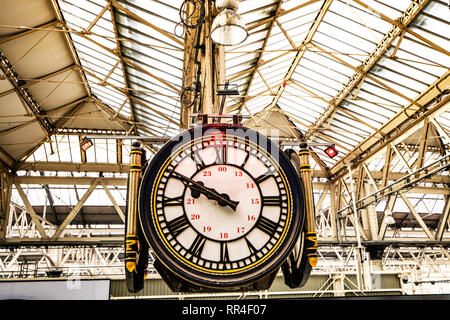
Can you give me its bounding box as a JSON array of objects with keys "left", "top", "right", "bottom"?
[
  {"left": 255, "top": 216, "right": 278, "bottom": 235},
  {"left": 220, "top": 242, "right": 230, "bottom": 263},
  {"left": 162, "top": 195, "right": 184, "bottom": 207},
  {"left": 245, "top": 237, "right": 257, "bottom": 255},
  {"left": 167, "top": 215, "right": 189, "bottom": 237},
  {"left": 213, "top": 144, "right": 227, "bottom": 164},
  {"left": 189, "top": 234, "right": 207, "bottom": 256},
  {"left": 262, "top": 195, "right": 282, "bottom": 206},
  {"left": 191, "top": 147, "right": 205, "bottom": 171},
  {"left": 240, "top": 138, "right": 251, "bottom": 167},
  {"left": 255, "top": 171, "right": 273, "bottom": 184}
]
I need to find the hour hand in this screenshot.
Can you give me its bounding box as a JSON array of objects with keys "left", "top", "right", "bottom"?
[
  {"left": 169, "top": 170, "right": 239, "bottom": 211},
  {"left": 192, "top": 181, "right": 239, "bottom": 209}
]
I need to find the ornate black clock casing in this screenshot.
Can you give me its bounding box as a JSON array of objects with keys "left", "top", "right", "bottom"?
[{"left": 138, "top": 123, "right": 304, "bottom": 290}]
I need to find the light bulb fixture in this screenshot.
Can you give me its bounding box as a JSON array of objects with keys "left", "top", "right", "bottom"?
[
  {"left": 383, "top": 209, "right": 395, "bottom": 225},
  {"left": 324, "top": 144, "right": 338, "bottom": 158},
  {"left": 80, "top": 137, "right": 93, "bottom": 151},
  {"left": 211, "top": 0, "right": 248, "bottom": 46},
  {"left": 215, "top": 0, "right": 239, "bottom": 11}
]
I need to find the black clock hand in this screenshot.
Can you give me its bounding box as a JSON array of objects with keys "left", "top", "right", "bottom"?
[{"left": 169, "top": 170, "right": 239, "bottom": 211}]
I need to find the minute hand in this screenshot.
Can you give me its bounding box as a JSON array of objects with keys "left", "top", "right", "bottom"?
[{"left": 169, "top": 170, "right": 239, "bottom": 211}]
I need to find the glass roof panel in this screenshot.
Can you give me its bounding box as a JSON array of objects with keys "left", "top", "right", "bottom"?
[
  {"left": 421, "top": 0, "right": 449, "bottom": 20},
  {"left": 108, "top": 0, "right": 185, "bottom": 136},
  {"left": 293, "top": 65, "right": 341, "bottom": 95},
  {"left": 300, "top": 52, "right": 353, "bottom": 85},
  {"left": 278, "top": 104, "right": 323, "bottom": 126},
  {"left": 115, "top": 0, "right": 182, "bottom": 43},
  {"left": 57, "top": 0, "right": 134, "bottom": 122},
  {"left": 283, "top": 85, "right": 329, "bottom": 112},
  {"left": 45, "top": 0, "right": 448, "bottom": 177}
]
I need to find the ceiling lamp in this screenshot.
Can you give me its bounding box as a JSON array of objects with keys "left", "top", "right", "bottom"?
[
  {"left": 80, "top": 137, "right": 93, "bottom": 151},
  {"left": 324, "top": 144, "right": 338, "bottom": 158},
  {"left": 211, "top": 0, "right": 248, "bottom": 46},
  {"left": 383, "top": 209, "right": 395, "bottom": 225}
]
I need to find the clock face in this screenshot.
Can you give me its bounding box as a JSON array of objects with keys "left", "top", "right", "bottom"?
[{"left": 139, "top": 124, "right": 304, "bottom": 288}]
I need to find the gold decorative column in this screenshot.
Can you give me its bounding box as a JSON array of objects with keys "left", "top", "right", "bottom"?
[
  {"left": 298, "top": 143, "right": 318, "bottom": 267},
  {"left": 125, "top": 142, "right": 143, "bottom": 273}
]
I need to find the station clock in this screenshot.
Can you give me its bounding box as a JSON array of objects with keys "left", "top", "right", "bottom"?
[{"left": 138, "top": 123, "right": 305, "bottom": 289}]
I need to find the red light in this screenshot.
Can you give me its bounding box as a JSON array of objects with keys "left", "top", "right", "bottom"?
[
  {"left": 80, "top": 137, "right": 93, "bottom": 151},
  {"left": 324, "top": 144, "right": 338, "bottom": 158}
]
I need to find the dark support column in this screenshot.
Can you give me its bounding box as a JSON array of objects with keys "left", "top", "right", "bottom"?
[{"left": 0, "top": 172, "right": 12, "bottom": 241}]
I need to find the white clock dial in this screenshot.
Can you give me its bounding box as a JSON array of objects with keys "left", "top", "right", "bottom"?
[{"left": 153, "top": 135, "right": 289, "bottom": 272}]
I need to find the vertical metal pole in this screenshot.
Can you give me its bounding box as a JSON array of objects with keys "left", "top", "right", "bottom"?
[
  {"left": 181, "top": 1, "right": 198, "bottom": 130},
  {"left": 215, "top": 45, "right": 226, "bottom": 117},
  {"left": 347, "top": 165, "right": 362, "bottom": 247},
  {"left": 347, "top": 164, "right": 365, "bottom": 290},
  {"left": 201, "top": 0, "right": 214, "bottom": 115},
  {"left": 329, "top": 182, "right": 339, "bottom": 241},
  {"left": 298, "top": 144, "right": 318, "bottom": 267},
  {"left": 125, "top": 142, "right": 142, "bottom": 273},
  {"left": 0, "top": 173, "right": 12, "bottom": 241}
]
